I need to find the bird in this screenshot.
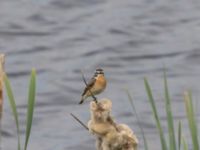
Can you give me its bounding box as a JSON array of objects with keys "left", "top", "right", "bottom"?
[{"left": 79, "top": 68, "right": 107, "bottom": 104}]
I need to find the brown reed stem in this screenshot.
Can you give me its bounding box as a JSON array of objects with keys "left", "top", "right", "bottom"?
[
  {"left": 81, "top": 70, "right": 98, "bottom": 103},
  {"left": 70, "top": 113, "right": 89, "bottom": 131},
  {"left": 0, "top": 54, "right": 5, "bottom": 119},
  {"left": 0, "top": 54, "right": 5, "bottom": 150}
]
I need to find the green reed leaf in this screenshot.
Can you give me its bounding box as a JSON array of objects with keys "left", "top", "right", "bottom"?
[
  {"left": 144, "top": 78, "right": 167, "bottom": 150},
  {"left": 178, "top": 121, "right": 182, "bottom": 150},
  {"left": 125, "top": 89, "right": 149, "bottom": 150},
  {"left": 184, "top": 91, "right": 199, "bottom": 150},
  {"left": 182, "top": 136, "right": 188, "bottom": 150},
  {"left": 24, "top": 69, "right": 36, "bottom": 150},
  {"left": 164, "top": 72, "right": 176, "bottom": 150},
  {"left": 4, "top": 74, "right": 21, "bottom": 150}
]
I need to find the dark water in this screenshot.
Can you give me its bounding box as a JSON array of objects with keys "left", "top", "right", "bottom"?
[{"left": 1, "top": 0, "right": 200, "bottom": 149}]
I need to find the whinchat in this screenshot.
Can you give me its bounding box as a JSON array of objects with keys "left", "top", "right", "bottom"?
[{"left": 79, "top": 68, "right": 107, "bottom": 104}]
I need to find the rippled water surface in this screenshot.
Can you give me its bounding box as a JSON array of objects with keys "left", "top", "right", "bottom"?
[{"left": 1, "top": 0, "right": 200, "bottom": 149}]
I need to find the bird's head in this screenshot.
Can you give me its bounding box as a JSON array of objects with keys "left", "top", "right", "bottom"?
[{"left": 94, "top": 68, "right": 104, "bottom": 76}]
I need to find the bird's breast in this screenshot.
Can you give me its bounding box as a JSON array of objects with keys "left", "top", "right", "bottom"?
[{"left": 95, "top": 76, "right": 107, "bottom": 89}]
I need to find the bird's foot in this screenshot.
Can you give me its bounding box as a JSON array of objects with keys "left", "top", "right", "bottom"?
[{"left": 92, "top": 96, "right": 98, "bottom": 104}]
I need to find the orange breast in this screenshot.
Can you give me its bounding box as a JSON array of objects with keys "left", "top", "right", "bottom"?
[
  {"left": 87, "top": 75, "right": 106, "bottom": 96},
  {"left": 96, "top": 75, "right": 107, "bottom": 89}
]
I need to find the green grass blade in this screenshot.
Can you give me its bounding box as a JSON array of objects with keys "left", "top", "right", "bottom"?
[
  {"left": 24, "top": 69, "right": 36, "bottom": 150},
  {"left": 4, "top": 74, "right": 21, "bottom": 150},
  {"left": 184, "top": 91, "right": 199, "bottom": 150},
  {"left": 125, "top": 89, "right": 149, "bottom": 150},
  {"left": 182, "top": 136, "right": 188, "bottom": 150},
  {"left": 144, "top": 78, "right": 167, "bottom": 150},
  {"left": 164, "top": 72, "right": 176, "bottom": 150},
  {"left": 178, "top": 121, "right": 182, "bottom": 150}
]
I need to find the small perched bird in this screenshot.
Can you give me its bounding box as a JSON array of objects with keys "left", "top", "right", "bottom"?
[{"left": 79, "top": 68, "right": 107, "bottom": 104}]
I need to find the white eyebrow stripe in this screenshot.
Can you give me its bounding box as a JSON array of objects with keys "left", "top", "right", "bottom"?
[{"left": 95, "top": 72, "right": 104, "bottom": 74}]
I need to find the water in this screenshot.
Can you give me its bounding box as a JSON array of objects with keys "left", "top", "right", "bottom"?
[{"left": 1, "top": 0, "right": 200, "bottom": 149}]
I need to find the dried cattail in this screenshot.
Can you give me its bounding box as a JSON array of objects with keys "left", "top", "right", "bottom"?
[{"left": 88, "top": 98, "right": 138, "bottom": 150}]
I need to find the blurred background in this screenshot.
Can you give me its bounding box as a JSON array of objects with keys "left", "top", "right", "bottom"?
[{"left": 1, "top": 0, "right": 200, "bottom": 149}]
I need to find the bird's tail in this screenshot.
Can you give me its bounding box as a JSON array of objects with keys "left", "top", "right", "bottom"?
[{"left": 79, "top": 97, "right": 84, "bottom": 104}]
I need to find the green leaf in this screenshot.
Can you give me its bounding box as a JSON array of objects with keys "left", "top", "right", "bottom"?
[
  {"left": 182, "top": 136, "right": 188, "bottom": 150},
  {"left": 125, "top": 89, "right": 149, "bottom": 150},
  {"left": 178, "top": 121, "right": 182, "bottom": 150},
  {"left": 164, "top": 72, "right": 176, "bottom": 150},
  {"left": 4, "top": 74, "right": 21, "bottom": 150},
  {"left": 24, "top": 69, "right": 36, "bottom": 150},
  {"left": 184, "top": 91, "right": 199, "bottom": 150},
  {"left": 144, "top": 78, "right": 167, "bottom": 150}
]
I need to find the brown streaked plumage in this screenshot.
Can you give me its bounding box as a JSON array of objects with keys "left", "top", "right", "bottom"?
[{"left": 79, "top": 68, "right": 106, "bottom": 104}]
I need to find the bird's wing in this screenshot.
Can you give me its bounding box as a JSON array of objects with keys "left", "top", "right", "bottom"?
[{"left": 81, "top": 77, "right": 96, "bottom": 96}]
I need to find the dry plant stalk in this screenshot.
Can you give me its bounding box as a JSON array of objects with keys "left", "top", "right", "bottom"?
[
  {"left": 81, "top": 70, "right": 98, "bottom": 103},
  {"left": 70, "top": 113, "right": 89, "bottom": 130},
  {"left": 88, "top": 98, "right": 139, "bottom": 150},
  {"left": 0, "top": 54, "right": 5, "bottom": 119}
]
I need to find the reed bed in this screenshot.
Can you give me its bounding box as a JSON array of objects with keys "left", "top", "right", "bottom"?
[{"left": 127, "top": 73, "right": 199, "bottom": 150}]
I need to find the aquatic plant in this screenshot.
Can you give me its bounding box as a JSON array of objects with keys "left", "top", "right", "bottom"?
[
  {"left": 143, "top": 74, "right": 199, "bottom": 150},
  {"left": 127, "top": 72, "right": 199, "bottom": 150},
  {"left": 183, "top": 91, "right": 199, "bottom": 150},
  {"left": 88, "top": 98, "right": 138, "bottom": 150},
  {"left": 126, "top": 90, "right": 149, "bottom": 150},
  {"left": 4, "top": 69, "right": 36, "bottom": 150}
]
